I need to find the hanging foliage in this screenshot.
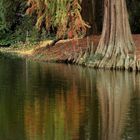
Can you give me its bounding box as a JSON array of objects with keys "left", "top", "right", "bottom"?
[{"left": 26, "top": 0, "right": 90, "bottom": 39}]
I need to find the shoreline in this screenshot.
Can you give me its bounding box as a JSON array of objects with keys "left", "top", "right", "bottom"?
[
  {"left": 0, "top": 36, "right": 96, "bottom": 62},
  {"left": 1, "top": 35, "right": 140, "bottom": 71}
]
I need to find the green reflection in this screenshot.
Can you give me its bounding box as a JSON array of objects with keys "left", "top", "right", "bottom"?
[{"left": 0, "top": 58, "right": 139, "bottom": 140}]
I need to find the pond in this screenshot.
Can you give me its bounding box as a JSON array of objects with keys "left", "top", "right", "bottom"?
[{"left": 0, "top": 57, "right": 139, "bottom": 140}]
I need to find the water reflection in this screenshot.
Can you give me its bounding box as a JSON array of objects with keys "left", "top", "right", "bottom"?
[
  {"left": 0, "top": 58, "right": 139, "bottom": 140},
  {"left": 96, "top": 72, "right": 133, "bottom": 140}
]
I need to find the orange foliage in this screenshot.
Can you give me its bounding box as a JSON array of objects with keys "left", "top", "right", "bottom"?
[{"left": 26, "top": 0, "right": 90, "bottom": 39}]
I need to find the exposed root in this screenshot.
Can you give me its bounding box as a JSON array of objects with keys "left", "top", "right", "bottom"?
[{"left": 75, "top": 48, "right": 139, "bottom": 71}]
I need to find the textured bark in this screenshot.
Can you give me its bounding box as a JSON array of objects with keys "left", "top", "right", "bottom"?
[{"left": 86, "top": 0, "right": 138, "bottom": 70}]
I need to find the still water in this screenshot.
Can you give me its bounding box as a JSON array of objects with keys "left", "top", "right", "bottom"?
[{"left": 0, "top": 56, "right": 139, "bottom": 140}]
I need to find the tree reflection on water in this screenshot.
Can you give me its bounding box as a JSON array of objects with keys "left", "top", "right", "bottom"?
[
  {"left": 0, "top": 59, "right": 139, "bottom": 140},
  {"left": 23, "top": 63, "right": 140, "bottom": 140}
]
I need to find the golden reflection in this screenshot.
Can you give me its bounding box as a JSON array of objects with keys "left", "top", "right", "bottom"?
[
  {"left": 23, "top": 64, "right": 139, "bottom": 140},
  {"left": 24, "top": 65, "right": 88, "bottom": 140}
]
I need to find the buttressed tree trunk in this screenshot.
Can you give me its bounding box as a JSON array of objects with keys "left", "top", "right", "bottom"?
[{"left": 87, "top": 0, "right": 138, "bottom": 70}]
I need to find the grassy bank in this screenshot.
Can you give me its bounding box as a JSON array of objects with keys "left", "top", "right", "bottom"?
[{"left": 0, "top": 40, "right": 53, "bottom": 60}]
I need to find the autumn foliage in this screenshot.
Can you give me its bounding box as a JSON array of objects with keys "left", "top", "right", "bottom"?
[{"left": 26, "top": 0, "right": 90, "bottom": 39}]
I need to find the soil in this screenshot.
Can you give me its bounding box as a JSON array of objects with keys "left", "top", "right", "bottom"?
[{"left": 32, "top": 35, "right": 140, "bottom": 62}]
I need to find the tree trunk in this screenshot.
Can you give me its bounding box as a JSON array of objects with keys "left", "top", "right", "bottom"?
[{"left": 86, "top": 0, "right": 138, "bottom": 70}]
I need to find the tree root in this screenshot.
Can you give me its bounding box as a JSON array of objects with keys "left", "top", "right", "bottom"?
[{"left": 76, "top": 50, "right": 140, "bottom": 71}]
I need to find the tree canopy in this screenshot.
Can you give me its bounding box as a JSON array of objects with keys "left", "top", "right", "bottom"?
[{"left": 0, "top": 0, "right": 140, "bottom": 44}]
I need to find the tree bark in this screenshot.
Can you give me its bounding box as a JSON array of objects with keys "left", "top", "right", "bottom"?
[{"left": 86, "top": 0, "right": 137, "bottom": 70}]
